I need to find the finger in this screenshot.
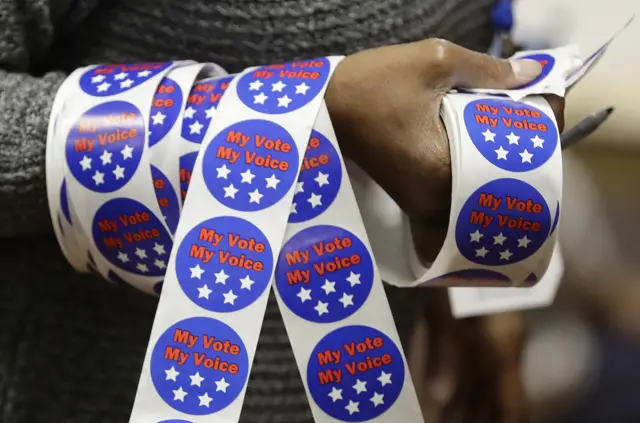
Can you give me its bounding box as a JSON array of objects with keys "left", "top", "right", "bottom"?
[
  {"left": 420, "top": 39, "right": 543, "bottom": 90},
  {"left": 544, "top": 94, "right": 566, "bottom": 133}
]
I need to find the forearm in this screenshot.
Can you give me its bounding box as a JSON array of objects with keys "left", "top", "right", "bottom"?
[{"left": 0, "top": 70, "right": 66, "bottom": 238}]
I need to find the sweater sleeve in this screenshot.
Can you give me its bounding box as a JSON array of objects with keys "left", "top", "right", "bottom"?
[{"left": 0, "top": 1, "right": 96, "bottom": 238}]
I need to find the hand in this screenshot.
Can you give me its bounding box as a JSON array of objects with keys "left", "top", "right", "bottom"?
[
  {"left": 326, "top": 39, "right": 567, "bottom": 423},
  {"left": 326, "top": 38, "right": 564, "bottom": 261}
]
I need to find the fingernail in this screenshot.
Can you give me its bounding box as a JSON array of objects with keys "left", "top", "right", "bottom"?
[{"left": 510, "top": 59, "right": 543, "bottom": 82}]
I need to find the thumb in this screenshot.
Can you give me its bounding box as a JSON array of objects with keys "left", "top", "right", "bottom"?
[{"left": 428, "top": 40, "right": 543, "bottom": 90}]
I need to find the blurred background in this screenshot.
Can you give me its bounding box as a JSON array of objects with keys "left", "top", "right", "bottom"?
[{"left": 416, "top": 1, "right": 640, "bottom": 421}]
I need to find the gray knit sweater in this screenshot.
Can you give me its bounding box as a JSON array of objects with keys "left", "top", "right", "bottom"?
[{"left": 0, "top": 1, "right": 494, "bottom": 421}]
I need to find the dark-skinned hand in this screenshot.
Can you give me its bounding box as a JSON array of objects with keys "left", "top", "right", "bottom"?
[{"left": 325, "top": 39, "right": 566, "bottom": 423}]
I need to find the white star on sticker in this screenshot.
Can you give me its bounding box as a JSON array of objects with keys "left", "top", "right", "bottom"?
[
  {"left": 189, "top": 120, "right": 204, "bottom": 134},
  {"left": 314, "top": 171, "right": 329, "bottom": 187},
  {"left": 495, "top": 146, "right": 509, "bottom": 160},
  {"left": 153, "top": 243, "right": 166, "bottom": 255},
  {"left": 240, "top": 169, "right": 256, "bottom": 184},
  {"left": 183, "top": 106, "right": 196, "bottom": 119},
  {"left": 135, "top": 248, "right": 147, "bottom": 259},
  {"left": 198, "top": 392, "right": 213, "bottom": 408},
  {"left": 295, "top": 82, "right": 310, "bottom": 95},
  {"left": 277, "top": 95, "right": 292, "bottom": 108},
  {"left": 190, "top": 372, "right": 205, "bottom": 387},
  {"left": 240, "top": 275, "right": 254, "bottom": 290},
  {"left": 215, "top": 377, "right": 231, "bottom": 393},
  {"left": 112, "top": 165, "right": 125, "bottom": 180},
  {"left": 500, "top": 249, "right": 513, "bottom": 261},
  {"left": 151, "top": 111, "right": 166, "bottom": 125},
  {"left": 136, "top": 263, "right": 149, "bottom": 273},
  {"left": 321, "top": 279, "right": 336, "bottom": 295},
  {"left": 223, "top": 289, "right": 238, "bottom": 305},
  {"left": 314, "top": 300, "right": 329, "bottom": 316},
  {"left": 97, "top": 82, "right": 111, "bottom": 92},
  {"left": 506, "top": 132, "right": 520, "bottom": 145},
  {"left": 265, "top": 174, "right": 280, "bottom": 189},
  {"left": 307, "top": 193, "right": 322, "bottom": 208},
  {"left": 345, "top": 400, "right": 360, "bottom": 415},
  {"left": 249, "top": 80, "right": 264, "bottom": 91},
  {"left": 91, "top": 74, "right": 105, "bottom": 83},
  {"left": 173, "top": 387, "right": 187, "bottom": 402},
  {"left": 476, "top": 246, "right": 489, "bottom": 258},
  {"left": 378, "top": 371, "right": 392, "bottom": 386},
  {"left": 205, "top": 106, "right": 216, "bottom": 119},
  {"left": 271, "top": 81, "right": 286, "bottom": 92},
  {"left": 530, "top": 135, "right": 545, "bottom": 148},
  {"left": 482, "top": 129, "right": 496, "bottom": 142},
  {"left": 114, "top": 72, "right": 128, "bottom": 80},
  {"left": 198, "top": 284, "right": 213, "bottom": 299},
  {"left": 79, "top": 155, "right": 92, "bottom": 171},
  {"left": 120, "top": 79, "right": 134, "bottom": 89},
  {"left": 520, "top": 149, "right": 534, "bottom": 163},
  {"left": 216, "top": 164, "right": 231, "bottom": 179},
  {"left": 469, "top": 229, "right": 483, "bottom": 243},
  {"left": 213, "top": 269, "right": 229, "bottom": 285},
  {"left": 99, "top": 149, "right": 112, "bottom": 165},
  {"left": 346, "top": 272, "right": 361, "bottom": 287},
  {"left": 328, "top": 387, "right": 343, "bottom": 402},
  {"left": 295, "top": 181, "right": 304, "bottom": 194},
  {"left": 518, "top": 236, "right": 531, "bottom": 248},
  {"left": 165, "top": 366, "right": 179, "bottom": 381},
  {"left": 121, "top": 145, "right": 134, "bottom": 160},
  {"left": 214, "top": 269, "right": 229, "bottom": 284},
  {"left": 224, "top": 183, "right": 239, "bottom": 198},
  {"left": 353, "top": 379, "right": 367, "bottom": 394},
  {"left": 117, "top": 252, "right": 129, "bottom": 263},
  {"left": 190, "top": 264, "right": 205, "bottom": 279},
  {"left": 339, "top": 293, "right": 354, "bottom": 308},
  {"left": 370, "top": 392, "right": 385, "bottom": 407},
  {"left": 254, "top": 92, "right": 268, "bottom": 104},
  {"left": 92, "top": 171, "right": 104, "bottom": 185},
  {"left": 493, "top": 233, "right": 507, "bottom": 245},
  {"left": 154, "top": 259, "right": 166, "bottom": 269},
  {"left": 297, "top": 287, "right": 312, "bottom": 303},
  {"left": 290, "top": 202, "right": 297, "bottom": 214},
  {"left": 249, "top": 189, "right": 263, "bottom": 204},
  {"left": 137, "top": 70, "right": 152, "bottom": 78}
]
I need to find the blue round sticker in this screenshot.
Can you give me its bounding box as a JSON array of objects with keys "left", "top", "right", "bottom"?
[
  {"left": 179, "top": 152, "right": 198, "bottom": 203},
  {"left": 464, "top": 98, "right": 558, "bottom": 172},
  {"left": 424, "top": 269, "right": 511, "bottom": 286},
  {"left": 182, "top": 76, "right": 233, "bottom": 144},
  {"left": 149, "top": 77, "right": 183, "bottom": 147},
  {"left": 289, "top": 131, "right": 342, "bottom": 223},
  {"left": 307, "top": 326, "right": 405, "bottom": 422},
  {"left": 151, "top": 165, "right": 180, "bottom": 234},
  {"left": 236, "top": 58, "right": 331, "bottom": 114},
  {"left": 202, "top": 120, "right": 299, "bottom": 211},
  {"left": 516, "top": 54, "right": 555, "bottom": 89},
  {"left": 66, "top": 101, "right": 145, "bottom": 193},
  {"left": 275, "top": 226, "right": 373, "bottom": 323},
  {"left": 455, "top": 178, "right": 551, "bottom": 266},
  {"left": 150, "top": 317, "right": 249, "bottom": 415},
  {"left": 158, "top": 420, "right": 192, "bottom": 423},
  {"left": 92, "top": 198, "right": 173, "bottom": 276},
  {"left": 79, "top": 62, "right": 172, "bottom": 97},
  {"left": 175, "top": 216, "right": 273, "bottom": 312},
  {"left": 60, "top": 179, "right": 72, "bottom": 224},
  {"left": 550, "top": 202, "right": 560, "bottom": 235}
]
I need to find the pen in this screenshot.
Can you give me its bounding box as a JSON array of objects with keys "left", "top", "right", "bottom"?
[{"left": 561, "top": 107, "right": 614, "bottom": 150}]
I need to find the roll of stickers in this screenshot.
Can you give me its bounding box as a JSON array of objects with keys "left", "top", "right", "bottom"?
[{"left": 46, "top": 33, "right": 624, "bottom": 421}]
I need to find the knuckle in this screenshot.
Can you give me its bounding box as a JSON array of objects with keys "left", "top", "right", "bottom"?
[{"left": 422, "top": 38, "right": 456, "bottom": 69}]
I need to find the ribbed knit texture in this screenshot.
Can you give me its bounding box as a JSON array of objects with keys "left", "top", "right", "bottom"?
[{"left": 0, "top": 0, "right": 494, "bottom": 421}]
